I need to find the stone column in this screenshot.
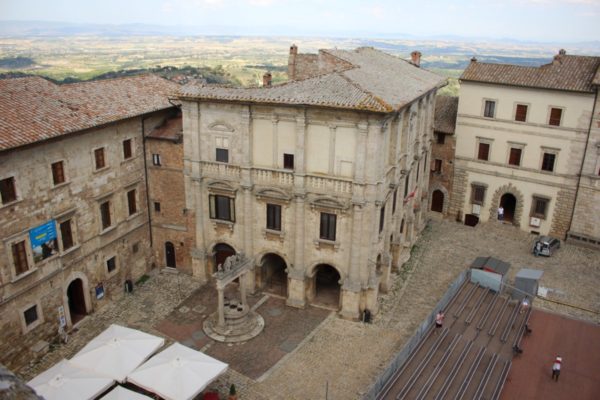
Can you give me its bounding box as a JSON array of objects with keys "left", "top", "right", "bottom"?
[
  {"left": 288, "top": 194, "right": 306, "bottom": 308},
  {"left": 217, "top": 286, "right": 225, "bottom": 327},
  {"left": 190, "top": 178, "right": 208, "bottom": 281},
  {"left": 240, "top": 273, "right": 247, "bottom": 306}
]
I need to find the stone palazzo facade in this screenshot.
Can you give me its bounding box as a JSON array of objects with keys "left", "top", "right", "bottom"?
[
  {"left": 178, "top": 47, "right": 445, "bottom": 319},
  {"left": 450, "top": 51, "right": 600, "bottom": 242}
]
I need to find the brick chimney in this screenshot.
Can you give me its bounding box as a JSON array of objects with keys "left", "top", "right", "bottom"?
[
  {"left": 263, "top": 71, "right": 272, "bottom": 87},
  {"left": 410, "top": 51, "right": 422, "bottom": 67},
  {"left": 553, "top": 49, "right": 567, "bottom": 64},
  {"left": 288, "top": 44, "right": 298, "bottom": 80}
]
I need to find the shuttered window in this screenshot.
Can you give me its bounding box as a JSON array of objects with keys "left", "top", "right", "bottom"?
[
  {"left": 515, "top": 104, "right": 528, "bottom": 122},
  {"left": 51, "top": 161, "right": 65, "bottom": 185},
  {"left": 541, "top": 153, "right": 556, "bottom": 172},
  {"left": 0, "top": 177, "right": 17, "bottom": 204},
  {"left": 484, "top": 100, "right": 496, "bottom": 118},
  {"left": 12, "top": 241, "right": 29, "bottom": 276},
  {"left": 508, "top": 148, "right": 522, "bottom": 166},
  {"left": 209, "top": 194, "right": 235, "bottom": 222},
  {"left": 60, "top": 219, "right": 74, "bottom": 250},
  {"left": 100, "top": 201, "right": 112, "bottom": 230},
  {"left": 320, "top": 213, "right": 337, "bottom": 241},
  {"left": 478, "top": 143, "right": 490, "bottom": 161},
  {"left": 123, "top": 139, "right": 133, "bottom": 159},
  {"left": 549, "top": 108, "right": 562, "bottom": 126},
  {"left": 94, "top": 148, "right": 106, "bottom": 169},
  {"left": 266, "top": 203, "right": 282, "bottom": 231}
]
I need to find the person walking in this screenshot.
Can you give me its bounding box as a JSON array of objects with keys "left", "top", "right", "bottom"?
[
  {"left": 497, "top": 206, "right": 504, "bottom": 221},
  {"left": 435, "top": 311, "right": 445, "bottom": 332},
  {"left": 552, "top": 356, "right": 562, "bottom": 381}
]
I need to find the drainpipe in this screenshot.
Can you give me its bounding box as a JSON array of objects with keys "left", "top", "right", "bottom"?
[
  {"left": 141, "top": 115, "right": 153, "bottom": 248},
  {"left": 567, "top": 89, "right": 598, "bottom": 240}
]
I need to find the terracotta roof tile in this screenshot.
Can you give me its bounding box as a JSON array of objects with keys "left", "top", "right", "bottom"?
[
  {"left": 147, "top": 115, "right": 182, "bottom": 141},
  {"left": 461, "top": 53, "right": 600, "bottom": 93},
  {"left": 434, "top": 96, "right": 458, "bottom": 135},
  {"left": 0, "top": 74, "right": 178, "bottom": 151},
  {"left": 179, "top": 47, "right": 446, "bottom": 113}
]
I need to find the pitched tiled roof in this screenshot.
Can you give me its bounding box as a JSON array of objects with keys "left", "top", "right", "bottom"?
[
  {"left": 147, "top": 115, "right": 182, "bottom": 141},
  {"left": 461, "top": 53, "right": 600, "bottom": 93},
  {"left": 0, "top": 74, "right": 178, "bottom": 151},
  {"left": 434, "top": 96, "right": 458, "bottom": 135},
  {"left": 179, "top": 47, "right": 446, "bottom": 113}
]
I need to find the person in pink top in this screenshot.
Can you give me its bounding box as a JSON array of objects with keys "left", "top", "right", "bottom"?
[
  {"left": 435, "top": 311, "right": 445, "bottom": 330},
  {"left": 552, "top": 356, "right": 562, "bottom": 381}
]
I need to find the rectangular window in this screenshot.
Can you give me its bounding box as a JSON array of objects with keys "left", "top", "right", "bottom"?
[
  {"left": 471, "top": 185, "right": 486, "bottom": 205},
  {"left": 100, "top": 201, "right": 112, "bottom": 230},
  {"left": 154, "top": 202, "right": 161, "bottom": 212},
  {"left": 60, "top": 219, "right": 74, "bottom": 251},
  {"left": 127, "top": 189, "right": 137, "bottom": 216},
  {"left": 284, "top": 153, "right": 294, "bottom": 169},
  {"left": 23, "top": 305, "right": 39, "bottom": 326},
  {"left": 123, "top": 139, "right": 133, "bottom": 159},
  {"left": 94, "top": 148, "right": 106, "bottom": 170},
  {"left": 531, "top": 197, "right": 549, "bottom": 219},
  {"left": 484, "top": 100, "right": 496, "bottom": 118},
  {"left": 508, "top": 148, "right": 522, "bottom": 166},
  {"left": 392, "top": 189, "right": 397, "bottom": 214},
  {"left": 404, "top": 176, "right": 410, "bottom": 197},
  {"left": 209, "top": 194, "right": 235, "bottom": 222},
  {"left": 319, "top": 212, "right": 337, "bottom": 241},
  {"left": 433, "top": 159, "right": 442, "bottom": 173},
  {"left": 436, "top": 133, "right": 446, "bottom": 144},
  {"left": 0, "top": 176, "right": 17, "bottom": 204},
  {"left": 152, "top": 154, "right": 161, "bottom": 166},
  {"left": 541, "top": 153, "right": 556, "bottom": 172},
  {"left": 51, "top": 161, "right": 65, "bottom": 185},
  {"left": 266, "top": 203, "right": 282, "bottom": 231},
  {"left": 12, "top": 240, "right": 29, "bottom": 276},
  {"left": 216, "top": 148, "right": 229, "bottom": 163},
  {"left": 478, "top": 142, "right": 490, "bottom": 161},
  {"left": 549, "top": 108, "right": 562, "bottom": 126},
  {"left": 515, "top": 104, "right": 528, "bottom": 122},
  {"left": 379, "top": 206, "right": 385, "bottom": 233},
  {"left": 106, "top": 256, "right": 116, "bottom": 273}
]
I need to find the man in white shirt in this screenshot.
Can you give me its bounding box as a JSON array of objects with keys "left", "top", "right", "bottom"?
[{"left": 552, "top": 356, "right": 562, "bottom": 381}]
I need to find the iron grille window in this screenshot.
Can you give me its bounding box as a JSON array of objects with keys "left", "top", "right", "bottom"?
[
  {"left": 123, "top": 139, "right": 133, "bottom": 159},
  {"left": 12, "top": 240, "right": 29, "bottom": 276},
  {"left": 549, "top": 108, "right": 562, "bottom": 126},
  {"left": 94, "top": 148, "right": 106, "bottom": 169},
  {"left": 484, "top": 100, "right": 496, "bottom": 118},
  {"left": 60, "top": 219, "right": 74, "bottom": 250},
  {"left": 541, "top": 153, "right": 556, "bottom": 172},
  {"left": 100, "top": 201, "right": 112, "bottom": 230},
  {"left": 0, "top": 176, "right": 17, "bottom": 204},
  {"left": 531, "top": 197, "right": 549, "bottom": 219},
  {"left": 51, "top": 161, "right": 65, "bottom": 185},
  {"left": 471, "top": 185, "right": 486, "bottom": 205},
  {"left": 508, "top": 148, "right": 522, "bottom": 166},
  {"left": 284, "top": 153, "right": 294, "bottom": 169},
  {"left": 266, "top": 203, "right": 282, "bottom": 231},
  {"left": 478, "top": 142, "right": 490, "bottom": 161},
  {"left": 24, "top": 305, "right": 38, "bottom": 326},
  {"left": 127, "top": 189, "right": 137, "bottom": 216},
  {"left": 319, "top": 212, "right": 337, "bottom": 241},
  {"left": 515, "top": 104, "right": 528, "bottom": 122},
  {"left": 209, "top": 194, "right": 235, "bottom": 222}
]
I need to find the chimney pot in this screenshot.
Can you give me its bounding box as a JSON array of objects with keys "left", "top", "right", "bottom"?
[
  {"left": 410, "top": 51, "right": 422, "bottom": 67},
  {"left": 263, "top": 72, "right": 272, "bottom": 87},
  {"left": 471, "top": 56, "right": 478, "bottom": 62},
  {"left": 559, "top": 49, "right": 566, "bottom": 55}
]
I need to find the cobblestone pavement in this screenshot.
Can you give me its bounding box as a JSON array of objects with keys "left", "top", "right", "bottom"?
[{"left": 17, "top": 218, "right": 599, "bottom": 400}]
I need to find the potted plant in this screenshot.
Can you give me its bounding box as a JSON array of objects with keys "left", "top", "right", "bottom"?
[{"left": 228, "top": 384, "right": 237, "bottom": 400}]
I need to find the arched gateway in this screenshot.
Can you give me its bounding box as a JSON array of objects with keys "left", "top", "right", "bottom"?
[
  {"left": 310, "top": 264, "right": 341, "bottom": 309},
  {"left": 259, "top": 253, "right": 288, "bottom": 297}
]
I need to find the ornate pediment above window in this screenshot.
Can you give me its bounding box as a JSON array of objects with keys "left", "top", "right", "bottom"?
[
  {"left": 207, "top": 121, "right": 235, "bottom": 132},
  {"left": 255, "top": 187, "right": 292, "bottom": 203},
  {"left": 309, "top": 196, "right": 349, "bottom": 213},
  {"left": 206, "top": 180, "right": 237, "bottom": 195}
]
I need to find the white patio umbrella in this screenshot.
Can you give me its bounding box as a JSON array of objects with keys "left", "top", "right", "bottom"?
[
  {"left": 28, "top": 359, "right": 114, "bottom": 400},
  {"left": 70, "top": 324, "right": 165, "bottom": 383},
  {"left": 101, "top": 385, "right": 153, "bottom": 400},
  {"left": 127, "top": 343, "right": 228, "bottom": 400}
]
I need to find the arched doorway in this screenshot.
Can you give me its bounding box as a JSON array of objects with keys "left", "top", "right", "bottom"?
[
  {"left": 500, "top": 193, "right": 517, "bottom": 222},
  {"left": 313, "top": 264, "right": 341, "bottom": 309},
  {"left": 165, "top": 242, "right": 176, "bottom": 268},
  {"left": 213, "top": 243, "right": 236, "bottom": 272},
  {"left": 431, "top": 190, "right": 444, "bottom": 212},
  {"left": 67, "top": 278, "right": 87, "bottom": 325},
  {"left": 260, "top": 253, "right": 287, "bottom": 297}
]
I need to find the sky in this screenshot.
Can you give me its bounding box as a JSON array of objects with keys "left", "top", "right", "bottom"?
[{"left": 1, "top": 0, "right": 599, "bottom": 42}]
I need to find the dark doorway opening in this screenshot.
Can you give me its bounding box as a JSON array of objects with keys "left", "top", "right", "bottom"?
[
  {"left": 165, "top": 241, "right": 176, "bottom": 268},
  {"left": 261, "top": 253, "right": 287, "bottom": 297},
  {"left": 67, "top": 279, "right": 87, "bottom": 325},
  {"left": 500, "top": 193, "right": 517, "bottom": 222},
  {"left": 431, "top": 190, "right": 444, "bottom": 212},
  {"left": 213, "top": 243, "right": 236, "bottom": 272},
  {"left": 313, "top": 264, "right": 341, "bottom": 309}
]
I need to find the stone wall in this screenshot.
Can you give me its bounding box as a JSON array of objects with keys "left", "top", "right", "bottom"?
[{"left": 429, "top": 132, "right": 456, "bottom": 216}]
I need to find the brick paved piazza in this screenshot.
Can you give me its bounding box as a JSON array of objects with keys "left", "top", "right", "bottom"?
[{"left": 18, "top": 217, "right": 599, "bottom": 399}]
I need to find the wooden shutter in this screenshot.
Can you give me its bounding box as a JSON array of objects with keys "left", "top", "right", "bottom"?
[
  {"left": 509, "top": 148, "right": 522, "bottom": 166},
  {"left": 515, "top": 104, "right": 528, "bottom": 122},
  {"left": 478, "top": 143, "right": 490, "bottom": 161},
  {"left": 549, "top": 108, "right": 562, "bottom": 126}
]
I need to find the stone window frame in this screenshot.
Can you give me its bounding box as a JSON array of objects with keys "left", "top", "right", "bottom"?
[
  {"left": 530, "top": 194, "right": 551, "bottom": 220},
  {"left": 152, "top": 153, "right": 162, "bottom": 166},
  {"left": 105, "top": 255, "right": 118, "bottom": 278},
  {"left": 209, "top": 194, "right": 236, "bottom": 223},
  {"left": 476, "top": 137, "right": 494, "bottom": 162},
  {"left": 20, "top": 301, "right": 44, "bottom": 334},
  {"left": 50, "top": 159, "right": 68, "bottom": 187},
  {"left": 470, "top": 182, "right": 488, "bottom": 206},
  {"left": 540, "top": 147, "right": 560, "bottom": 173},
  {"left": 319, "top": 212, "right": 337, "bottom": 241},
  {"left": 96, "top": 192, "right": 116, "bottom": 234},
  {"left": 122, "top": 137, "right": 134, "bottom": 160},
  {"left": 5, "top": 231, "right": 36, "bottom": 282},
  {"left": 125, "top": 185, "right": 139, "bottom": 218},
  {"left": 266, "top": 203, "right": 282, "bottom": 232},
  {"left": 255, "top": 188, "right": 291, "bottom": 240},
  {"left": 55, "top": 208, "right": 79, "bottom": 254},
  {"left": 215, "top": 136, "right": 230, "bottom": 164},
  {"left": 547, "top": 106, "right": 564, "bottom": 127},
  {"left": 482, "top": 98, "right": 497, "bottom": 119},
  {"left": 506, "top": 142, "right": 526, "bottom": 167},
  {"left": 92, "top": 146, "right": 108, "bottom": 172},
  {"left": 0, "top": 175, "right": 19, "bottom": 206},
  {"left": 514, "top": 102, "right": 530, "bottom": 123}
]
